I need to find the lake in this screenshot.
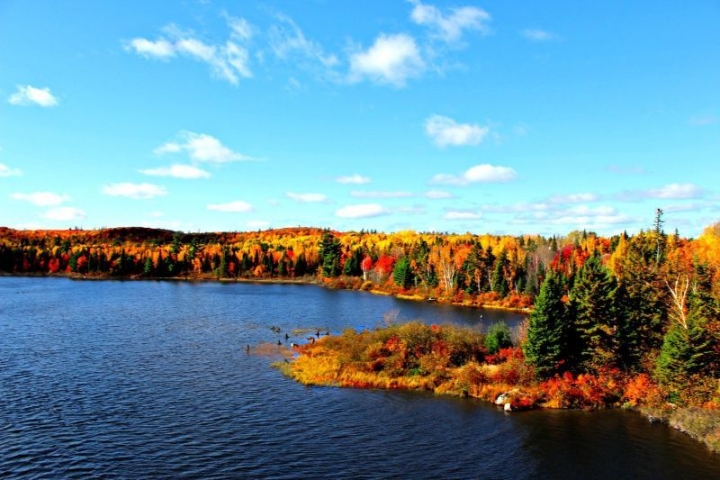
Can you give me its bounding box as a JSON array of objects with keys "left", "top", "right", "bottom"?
[{"left": 1, "top": 277, "right": 718, "bottom": 479}]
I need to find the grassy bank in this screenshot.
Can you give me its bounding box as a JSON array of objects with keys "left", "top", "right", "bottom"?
[{"left": 276, "top": 322, "right": 720, "bottom": 453}]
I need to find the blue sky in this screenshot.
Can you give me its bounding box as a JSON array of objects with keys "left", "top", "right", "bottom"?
[{"left": 1, "top": 1, "right": 718, "bottom": 237}]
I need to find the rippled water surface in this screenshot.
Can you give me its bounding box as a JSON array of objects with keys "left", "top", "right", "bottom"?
[{"left": 1, "top": 277, "right": 719, "bottom": 479}]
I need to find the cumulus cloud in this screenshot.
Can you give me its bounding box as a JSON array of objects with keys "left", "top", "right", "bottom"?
[
  {"left": 41, "top": 207, "right": 86, "bottom": 221},
  {"left": 0, "top": 163, "right": 22, "bottom": 177},
  {"left": 139, "top": 164, "right": 211, "bottom": 179},
  {"left": 125, "top": 17, "right": 254, "bottom": 84},
  {"left": 521, "top": 29, "right": 557, "bottom": 42},
  {"left": 154, "top": 131, "right": 251, "bottom": 163},
  {"left": 350, "top": 191, "right": 413, "bottom": 199},
  {"left": 8, "top": 85, "right": 59, "bottom": 107},
  {"left": 425, "top": 115, "right": 489, "bottom": 147},
  {"left": 207, "top": 200, "right": 254, "bottom": 212},
  {"left": 11, "top": 191, "right": 70, "bottom": 206},
  {"left": 336, "top": 174, "right": 371, "bottom": 184},
  {"left": 349, "top": 34, "right": 425, "bottom": 87},
  {"left": 285, "top": 192, "right": 328, "bottom": 203},
  {"left": 443, "top": 211, "right": 482, "bottom": 220},
  {"left": 102, "top": 183, "right": 168, "bottom": 199},
  {"left": 335, "top": 203, "right": 390, "bottom": 218},
  {"left": 425, "top": 190, "right": 452, "bottom": 199},
  {"left": 409, "top": 0, "right": 491, "bottom": 43},
  {"left": 430, "top": 164, "right": 517, "bottom": 185}
]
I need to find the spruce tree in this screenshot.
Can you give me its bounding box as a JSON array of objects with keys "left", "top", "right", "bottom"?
[
  {"left": 523, "top": 270, "right": 570, "bottom": 378},
  {"left": 570, "top": 253, "right": 621, "bottom": 371}
]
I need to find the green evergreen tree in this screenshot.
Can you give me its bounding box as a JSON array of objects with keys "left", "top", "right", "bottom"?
[
  {"left": 570, "top": 253, "right": 621, "bottom": 371},
  {"left": 392, "top": 256, "right": 413, "bottom": 289},
  {"left": 523, "top": 270, "right": 571, "bottom": 378}
]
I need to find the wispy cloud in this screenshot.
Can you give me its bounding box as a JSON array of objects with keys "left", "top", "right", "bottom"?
[
  {"left": 521, "top": 29, "right": 557, "bottom": 42},
  {"left": 125, "top": 16, "right": 254, "bottom": 85},
  {"left": 617, "top": 183, "right": 705, "bottom": 201},
  {"left": 155, "top": 131, "right": 252, "bottom": 163},
  {"left": 688, "top": 115, "right": 718, "bottom": 126},
  {"left": 430, "top": 164, "right": 517, "bottom": 185},
  {"left": 41, "top": 207, "right": 86, "bottom": 221},
  {"left": 207, "top": 200, "right": 254, "bottom": 212},
  {"left": 285, "top": 192, "right": 328, "bottom": 203},
  {"left": 8, "top": 85, "right": 59, "bottom": 107},
  {"left": 425, "top": 190, "right": 452, "bottom": 199},
  {"left": 336, "top": 174, "right": 371, "bottom": 184},
  {"left": 443, "top": 210, "right": 482, "bottom": 220},
  {"left": 348, "top": 33, "right": 425, "bottom": 87},
  {"left": 102, "top": 183, "right": 168, "bottom": 199},
  {"left": 547, "top": 192, "right": 600, "bottom": 204},
  {"left": 646, "top": 183, "right": 705, "bottom": 199},
  {"left": 0, "top": 163, "right": 22, "bottom": 177},
  {"left": 409, "top": 0, "right": 491, "bottom": 43},
  {"left": 269, "top": 14, "right": 339, "bottom": 69},
  {"left": 350, "top": 191, "right": 413, "bottom": 199},
  {"left": 424, "top": 115, "right": 489, "bottom": 147},
  {"left": 11, "top": 191, "right": 70, "bottom": 206},
  {"left": 139, "top": 164, "right": 211, "bottom": 179},
  {"left": 335, "top": 203, "right": 390, "bottom": 218}
]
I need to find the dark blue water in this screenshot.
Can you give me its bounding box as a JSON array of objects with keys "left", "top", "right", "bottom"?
[{"left": 1, "top": 277, "right": 718, "bottom": 479}]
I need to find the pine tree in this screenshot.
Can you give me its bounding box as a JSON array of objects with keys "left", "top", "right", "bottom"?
[{"left": 523, "top": 270, "right": 571, "bottom": 378}]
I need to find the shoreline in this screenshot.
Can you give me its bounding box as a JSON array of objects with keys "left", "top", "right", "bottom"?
[{"left": 1, "top": 271, "right": 532, "bottom": 314}]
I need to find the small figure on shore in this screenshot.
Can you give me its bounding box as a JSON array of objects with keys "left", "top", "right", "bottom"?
[
  {"left": 291, "top": 342, "right": 299, "bottom": 348},
  {"left": 307, "top": 336, "right": 316, "bottom": 344},
  {"left": 246, "top": 344, "right": 250, "bottom": 354},
  {"left": 285, "top": 333, "right": 290, "bottom": 340},
  {"left": 277, "top": 339, "right": 282, "bottom": 346},
  {"left": 325, "top": 330, "right": 330, "bottom": 336},
  {"left": 316, "top": 329, "right": 321, "bottom": 337}
]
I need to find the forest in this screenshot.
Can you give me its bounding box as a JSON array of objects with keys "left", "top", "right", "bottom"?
[{"left": 1, "top": 212, "right": 720, "bottom": 449}]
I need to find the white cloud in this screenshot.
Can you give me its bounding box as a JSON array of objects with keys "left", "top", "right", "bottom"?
[
  {"left": 102, "top": 183, "right": 168, "bottom": 199},
  {"left": 443, "top": 211, "right": 482, "bottom": 220},
  {"left": 563, "top": 205, "right": 617, "bottom": 216},
  {"left": 155, "top": 131, "right": 251, "bottom": 163},
  {"left": 286, "top": 192, "right": 328, "bottom": 203},
  {"left": 350, "top": 191, "right": 413, "bottom": 199},
  {"left": 8, "top": 85, "right": 59, "bottom": 107},
  {"left": 41, "top": 207, "right": 86, "bottom": 221},
  {"left": 335, "top": 203, "right": 390, "bottom": 218},
  {"left": 227, "top": 16, "right": 255, "bottom": 41},
  {"left": 349, "top": 34, "right": 425, "bottom": 87},
  {"left": 410, "top": 0, "right": 491, "bottom": 43},
  {"left": 647, "top": 183, "right": 704, "bottom": 199},
  {"left": 425, "top": 190, "right": 452, "bottom": 199},
  {"left": 125, "top": 18, "right": 254, "bottom": 85},
  {"left": 336, "top": 174, "right": 371, "bottom": 184},
  {"left": 11, "top": 191, "right": 70, "bottom": 206},
  {"left": 207, "top": 200, "right": 254, "bottom": 212},
  {"left": 139, "top": 164, "right": 211, "bottom": 179},
  {"left": 548, "top": 193, "right": 600, "bottom": 204},
  {"left": 521, "top": 29, "right": 557, "bottom": 42},
  {"left": 0, "top": 163, "right": 22, "bottom": 177},
  {"left": 269, "top": 14, "right": 338, "bottom": 68},
  {"left": 430, "top": 164, "right": 517, "bottom": 185},
  {"left": 125, "top": 38, "right": 176, "bottom": 58},
  {"left": 424, "top": 115, "right": 489, "bottom": 147}
]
